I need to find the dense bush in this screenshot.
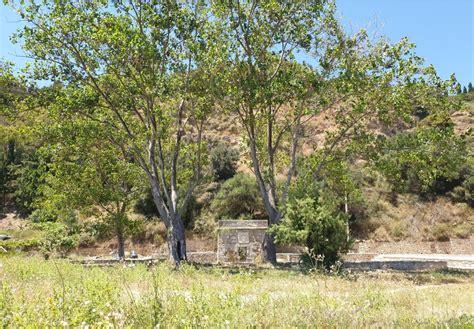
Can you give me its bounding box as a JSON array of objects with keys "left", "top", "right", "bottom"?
[
  {"left": 33, "top": 222, "right": 80, "bottom": 256},
  {"left": 134, "top": 188, "right": 159, "bottom": 219},
  {"left": 0, "top": 238, "right": 40, "bottom": 252},
  {"left": 11, "top": 151, "right": 49, "bottom": 215},
  {"left": 448, "top": 157, "right": 473, "bottom": 206},
  {"left": 210, "top": 142, "right": 239, "bottom": 181},
  {"left": 375, "top": 127, "right": 467, "bottom": 196},
  {"left": 271, "top": 197, "right": 351, "bottom": 269},
  {"left": 210, "top": 173, "right": 265, "bottom": 220}
]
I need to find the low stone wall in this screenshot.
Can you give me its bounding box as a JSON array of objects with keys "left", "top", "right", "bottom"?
[
  {"left": 187, "top": 251, "right": 217, "bottom": 264},
  {"left": 352, "top": 237, "right": 474, "bottom": 255},
  {"left": 342, "top": 260, "right": 448, "bottom": 271}
]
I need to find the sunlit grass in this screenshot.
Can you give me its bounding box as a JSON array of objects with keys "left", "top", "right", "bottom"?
[{"left": 0, "top": 255, "right": 472, "bottom": 327}]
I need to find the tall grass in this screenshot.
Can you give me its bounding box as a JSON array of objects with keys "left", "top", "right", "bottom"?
[{"left": 0, "top": 256, "right": 472, "bottom": 327}]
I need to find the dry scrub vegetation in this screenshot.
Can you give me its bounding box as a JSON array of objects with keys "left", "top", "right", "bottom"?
[{"left": 0, "top": 256, "right": 472, "bottom": 327}]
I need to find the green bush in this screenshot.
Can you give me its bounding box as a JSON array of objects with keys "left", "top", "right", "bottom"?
[
  {"left": 29, "top": 208, "right": 57, "bottom": 223},
  {"left": 210, "top": 173, "right": 265, "bottom": 220},
  {"left": 271, "top": 197, "right": 351, "bottom": 269},
  {"left": 210, "top": 142, "right": 239, "bottom": 181},
  {"left": 33, "top": 222, "right": 79, "bottom": 256},
  {"left": 11, "top": 151, "right": 50, "bottom": 216},
  {"left": 0, "top": 238, "right": 40, "bottom": 252},
  {"left": 134, "top": 188, "right": 160, "bottom": 219},
  {"left": 448, "top": 157, "right": 473, "bottom": 206},
  {"left": 374, "top": 127, "right": 467, "bottom": 196}
]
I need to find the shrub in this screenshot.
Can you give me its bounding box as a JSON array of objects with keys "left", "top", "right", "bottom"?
[
  {"left": 193, "top": 212, "right": 218, "bottom": 236},
  {"left": 448, "top": 157, "right": 473, "bottom": 206},
  {"left": 431, "top": 223, "right": 450, "bottom": 242},
  {"left": 210, "top": 142, "right": 239, "bottom": 181},
  {"left": 33, "top": 222, "right": 80, "bottom": 256},
  {"left": 134, "top": 188, "right": 160, "bottom": 219},
  {"left": 0, "top": 238, "right": 40, "bottom": 252},
  {"left": 453, "top": 223, "right": 472, "bottom": 239},
  {"left": 374, "top": 127, "right": 467, "bottom": 196},
  {"left": 271, "top": 197, "right": 351, "bottom": 269},
  {"left": 29, "top": 208, "right": 57, "bottom": 223},
  {"left": 209, "top": 173, "right": 265, "bottom": 220}
]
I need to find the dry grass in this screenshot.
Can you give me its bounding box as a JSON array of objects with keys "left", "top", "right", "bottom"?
[{"left": 0, "top": 255, "right": 473, "bottom": 327}]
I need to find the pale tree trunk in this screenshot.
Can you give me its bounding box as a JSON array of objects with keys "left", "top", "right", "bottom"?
[
  {"left": 248, "top": 136, "right": 281, "bottom": 265},
  {"left": 245, "top": 118, "right": 301, "bottom": 265},
  {"left": 148, "top": 176, "right": 189, "bottom": 266}
]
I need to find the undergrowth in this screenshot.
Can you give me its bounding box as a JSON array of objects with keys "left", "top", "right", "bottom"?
[{"left": 0, "top": 256, "right": 472, "bottom": 327}]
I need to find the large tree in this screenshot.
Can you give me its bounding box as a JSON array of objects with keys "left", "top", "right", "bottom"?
[
  {"left": 214, "top": 0, "right": 459, "bottom": 263},
  {"left": 38, "top": 114, "right": 144, "bottom": 258},
  {"left": 9, "top": 0, "right": 221, "bottom": 264}
]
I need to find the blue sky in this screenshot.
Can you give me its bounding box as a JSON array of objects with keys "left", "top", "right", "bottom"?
[{"left": 1, "top": 0, "right": 473, "bottom": 87}]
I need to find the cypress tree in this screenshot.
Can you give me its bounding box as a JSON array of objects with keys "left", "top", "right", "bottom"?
[{"left": 455, "top": 83, "right": 462, "bottom": 94}]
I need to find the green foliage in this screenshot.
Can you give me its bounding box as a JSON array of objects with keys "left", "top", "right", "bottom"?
[
  {"left": 210, "top": 173, "right": 265, "bottom": 220},
  {"left": 374, "top": 126, "right": 467, "bottom": 195},
  {"left": 134, "top": 187, "right": 160, "bottom": 219},
  {"left": 3, "top": 0, "right": 470, "bottom": 263},
  {"left": 299, "top": 152, "right": 365, "bottom": 219},
  {"left": 0, "top": 238, "right": 40, "bottom": 252},
  {"left": 10, "top": 150, "right": 50, "bottom": 215},
  {"left": 210, "top": 142, "right": 239, "bottom": 181},
  {"left": 271, "top": 197, "right": 351, "bottom": 269},
  {"left": 33, "top": 222, "right": 80, "bottom": 256},
  {"left": 0, "top": 61, "right": 32, "bottom": 204},
  {"left": 448, "top": 156, "right": 474, "bottom": 206}
]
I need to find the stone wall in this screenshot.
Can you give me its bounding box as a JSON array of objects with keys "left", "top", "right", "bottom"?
[{"left": 217, "top": 220, "right": 268, "bottom": 264}]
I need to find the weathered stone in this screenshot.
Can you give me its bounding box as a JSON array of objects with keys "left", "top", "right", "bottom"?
[{"left": 217, "top": 220, "right": 267, "bottom": 264}]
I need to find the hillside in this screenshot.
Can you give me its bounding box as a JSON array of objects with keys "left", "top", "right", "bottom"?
[
  {"left": 199, "top": 94, "right": 474, "bottom": 243},
  {"left": 1, "top": 94, "right": 473, "bottom": 256}
]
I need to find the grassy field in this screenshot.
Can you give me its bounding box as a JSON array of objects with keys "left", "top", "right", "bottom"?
[{"left": 0, "top": 256, "right": 473, "bottom": 328}]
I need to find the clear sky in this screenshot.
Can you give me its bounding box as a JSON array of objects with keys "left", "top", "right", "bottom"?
[{"left": 0, "top": 0, "right": 473, "bottom": 87}]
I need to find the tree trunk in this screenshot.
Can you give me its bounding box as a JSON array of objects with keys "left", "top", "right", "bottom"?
[
  {"left": 262, "top": 210, "right": 280, "bottom": 265},
  {"left": 262, "top": 232, "right": 277, "bottom": 264},
  {"left": 115, "top": 216, "right": 125, "bottom": 259},
  {"left": 148, "top": 177, "right": 188, "bottom": 265},
  {"left": 167, "top": 213, "right": 187, "bottom": 265}
]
